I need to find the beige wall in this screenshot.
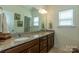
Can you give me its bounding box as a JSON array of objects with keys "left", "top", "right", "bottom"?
[{"left": 47, "top": 5, "right": 79, "bottom": 48}]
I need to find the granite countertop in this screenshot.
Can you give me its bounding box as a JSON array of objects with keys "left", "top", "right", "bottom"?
[{"left": 0, "top": 31, "right": 54, "bottom": 52}]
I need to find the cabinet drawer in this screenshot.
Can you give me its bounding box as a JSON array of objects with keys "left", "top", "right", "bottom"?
[
  {"left": 39, "top": 36, "right": 47, "bottom": 42},
  {"left": 40, "top": 40, "right": 47, "bottom": 50},
  {"left": 48, "top": 33, "right": 54, "bottom": 38}
]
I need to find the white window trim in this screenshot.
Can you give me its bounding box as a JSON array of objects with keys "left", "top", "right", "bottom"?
[{"left": 58, "top": 9, "right": 75, "bottom": 27}]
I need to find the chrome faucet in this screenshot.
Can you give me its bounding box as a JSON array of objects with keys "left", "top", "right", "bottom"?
[{"left": 18, "top": 34, "right": 21, "bottom": 37}]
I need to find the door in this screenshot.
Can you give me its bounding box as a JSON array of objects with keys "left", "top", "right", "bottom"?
[{"left": 24, "top": 16, "right": 30, "bottom": 32}]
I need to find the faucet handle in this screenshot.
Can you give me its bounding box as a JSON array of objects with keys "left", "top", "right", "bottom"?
[{"left": 18, "top": 34, "right": 21, "bottom": 37}]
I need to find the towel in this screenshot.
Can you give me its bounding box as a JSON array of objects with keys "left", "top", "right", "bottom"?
[
  {"left": 0, "top": 14, "right": 2, "bottom": 32},
  {"left": 2, "top": 13, "right": 9, "bottom": 33}
]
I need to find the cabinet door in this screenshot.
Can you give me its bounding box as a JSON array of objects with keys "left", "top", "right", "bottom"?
[
  {"left": 51, "top": 34, "right": 54, "bottom": 47},
  {"left": 48, "top": 33, "right": 54, "bottom": 51},
  {"left": 48, "top": 37, "right": 51, "bottom": 50},
  {"left": 26, "top": 44, "right": 39, "bottom": 53},
  {"left": 40, "top": 40, "right": 47, "bottom": 51}
]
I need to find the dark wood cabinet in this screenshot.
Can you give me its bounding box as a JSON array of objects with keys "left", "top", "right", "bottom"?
[
  {"left": 48, "top": 33, "right": 54, "bottom": 51},
  {"left": 40, "top": 47, "right": 47, "bottom": 53},
  {"left": 1, "top": 32, "right": 54, "bottom": 53},
  {"left": 2, "top": 39, "right": 39, "bottom": 53},
  {"left": 3, "top": 43, "right": 30, "bottom": 53},
  {"left": 39, "top": 36, "right": 48, "bottom": 53},
  {"left": 22, "top": 39, "right": 39, "bottom": 53},
  {"left": 40, "top": 40, "right": 47, "bottom": 50},
  {"left": 26, "top": 44, "right": 39, "bottom": 53}
]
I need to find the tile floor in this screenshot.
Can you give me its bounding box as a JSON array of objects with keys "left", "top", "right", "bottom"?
[{"left": 48, "top": 47, "right": 73, "bottom": 53}]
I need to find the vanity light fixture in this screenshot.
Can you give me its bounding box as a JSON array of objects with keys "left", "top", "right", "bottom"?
[{"left": 38, "top": 8, "right": 47, "bottom": 14}]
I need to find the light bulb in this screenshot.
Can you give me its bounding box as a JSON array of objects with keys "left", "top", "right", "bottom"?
[{"left": 38, "top": 8, "right": 47, "bottom": 14}]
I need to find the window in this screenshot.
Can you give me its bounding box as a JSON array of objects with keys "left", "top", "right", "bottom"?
[
  {"left": 59, "top": 9, "right": 74, "bottom": 26},
  {"left": 33, "top": 17, "right": 39, "bottom": 26}
]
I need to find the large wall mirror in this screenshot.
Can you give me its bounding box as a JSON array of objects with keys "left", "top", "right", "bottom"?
[{"left": 0, "top": 5, "right": 45, "bottom": 33}]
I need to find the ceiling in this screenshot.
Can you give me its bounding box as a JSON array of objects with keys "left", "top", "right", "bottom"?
[{"left": 22, "top": 5, "right": 48, "bottom": 10}]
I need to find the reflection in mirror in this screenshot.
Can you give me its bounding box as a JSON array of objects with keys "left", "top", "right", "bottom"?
[
  {"left": 0, "top": 5, "right": 47, "bottom": 33},
  {"left": 33, "top": 17, "right": 39, "bottom": 26},
  {"left": 24, "top": 16, "right": 30, "bottom": 32},
  {"left": 31, "top": 7, "right": 41, "bottom": 32}
]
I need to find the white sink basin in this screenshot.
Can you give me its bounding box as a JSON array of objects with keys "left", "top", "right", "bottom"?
[
  {"left": 15, "top": 37, "right": 30, "bottom": 41},
  {"left": 33, "top": 35, "right": 39, "bottom": 38}
]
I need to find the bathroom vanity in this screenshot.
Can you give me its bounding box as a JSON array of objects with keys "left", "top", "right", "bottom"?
[{"left": 0, "top": 31, "right": 54, "bottom": 53}]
